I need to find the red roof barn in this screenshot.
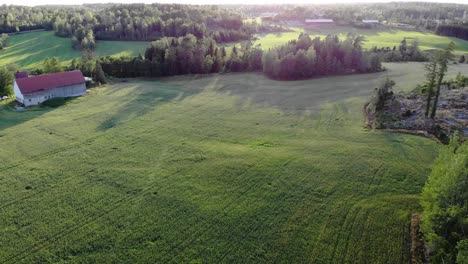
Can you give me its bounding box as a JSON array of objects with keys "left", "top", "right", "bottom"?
[{"left": 13, "top": 70, "right": 87, "bottom": 106}]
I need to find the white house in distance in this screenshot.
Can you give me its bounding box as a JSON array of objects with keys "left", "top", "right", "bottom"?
[
  {"left": 362, "top": 19, "right": 380, "bottom": 24},
  {"left": 14, "top": 70, "right": 86, "bottom": 107},
  {"left": 305, "top": 19, "right": 335, "bottom": 26}
]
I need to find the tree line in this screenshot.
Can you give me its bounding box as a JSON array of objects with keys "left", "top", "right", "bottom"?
[
  {"left": 421, "top": 135, "right": 467, "bottom": 264},
  {"left": 262, "top": 33, "right": 382, "bottom": 80},
  {"left": 369, "top": 38, "right": 427, "bottom": 62},
  {"left": 236, "top": 2, "right": 467, "bottom": 28},
  {"left": 99, "top": 34, "right": 263, "bottom": 78},
  {"left": 436, "top": 24, "right": 468, "bottom": 41},
  {"left": 423, "top": 42, "right": 454, "bottom": 119},
  {"left": 0, "top": 4, "right": 258, "bottom": 52}
]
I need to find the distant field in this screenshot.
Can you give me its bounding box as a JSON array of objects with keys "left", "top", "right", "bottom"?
[
  {"left": 254, "top": 27, "right": 468, "bottom": 53},
  {"left": 0, "top": 62, "right": 452, "bottom": 262},
  {"left": 0, "top": 31, "right": 148, "bottom": 70}
]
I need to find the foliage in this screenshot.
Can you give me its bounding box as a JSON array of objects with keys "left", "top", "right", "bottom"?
[
  {"left": 430, "top": 41, "right": 454, "bottom": 118},
  {"left": 365, "top": 78, "right": 396, "bottom": 128},
  {"left": 424, "top": 42, "right": 454, "bottom": 118},
  {"left": 370, "top": 38, "right": 427, "bottom": 62},
  {"left": 262, "top": 34, "right": 382, "bottom": 80},
  {"left": 436, "top": 24, "right": 468, "bottom": 41},
  {"left": 100, "top": 35, "right": 263, "bottom": 77},
  {"left": 263, "top": 2, "right": 467, "bottom": 27},
  {"left": 421, "top": 136, "right": 468, "bottom": 263},
  {"left": 0, "top": 3, "right": 254, "bottom": 52},
  {"left": 94, "top": 62, "right": 107, "bottom": 84},
  {"left": 0, "top": 66, "right": 13, "bottom": 96},
  {"left": 0, "top": 33, "right": 8, "bottom": 49},
  {"left": 42, "top": 57, "right": 63, "bottom": 74}
]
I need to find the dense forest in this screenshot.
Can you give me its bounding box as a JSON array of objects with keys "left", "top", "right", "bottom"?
[
  {"left": 0, "top": 4, "right": 266, "bottom": 50},
  {"left": 97, "top": 33, "right": 380, "bottom": 81},
  {"left": 1, "top": 2, "right": 467, "bottom": 51},
  {"left": 262, "top": 33, "right": 382, "bottom": 80},
  {"left": 436, "top": 23, "right": 468, "bottom": 41},
  {"left": 100, "top": 35, "right": 262, "bottom": 78}
]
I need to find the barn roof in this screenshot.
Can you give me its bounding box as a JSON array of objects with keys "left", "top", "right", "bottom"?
[
  {"left": 15, "top": 71, "right": 29, "bottom": 79},
  {"left": 15, "top": 70, "right": 85, "bottom": 95}
]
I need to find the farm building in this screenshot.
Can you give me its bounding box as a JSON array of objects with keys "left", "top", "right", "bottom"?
[
  {"left": 362, "top": 19, "right": 380, "bottom": 24},
  {"left": 305, "top": 19, "right": 335, "bottom": 26},
  {"left": 14, "top": 70, "right": 86, "bottom": 107}
]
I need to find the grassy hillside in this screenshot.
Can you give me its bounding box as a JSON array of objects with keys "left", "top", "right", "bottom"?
[
  {"left": 0, "top": 31, "right": 148, "bottom": 70},
  {"left": 0, "top": 63, "right": 449, "bottom": 263},
  {"left": 254, "top": 27, "right": 468, "bottom": 53}
]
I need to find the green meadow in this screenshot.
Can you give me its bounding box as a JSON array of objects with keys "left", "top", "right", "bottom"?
[
  {"left": 0, "top": 31, "right": 148, "bottom": 70},
  {"left": 254, "top": 27, "right": 468, "bottom": 53},
  {"left": 1, "top": 62, "right": 462, "bottom": 262}
]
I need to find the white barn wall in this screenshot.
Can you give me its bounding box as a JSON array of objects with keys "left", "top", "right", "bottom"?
[
  {"left": 13, "top": 81, "right": 24, "bottom": 104},
  {"left": 21, "top": 83, "right": 86, "bottom": 107}
]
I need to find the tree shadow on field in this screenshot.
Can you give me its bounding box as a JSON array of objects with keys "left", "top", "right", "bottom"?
[
  {"left": 0, "top": 97, "right": 80, "bottom": 132},
  {"left": 97, "top": 77, "right": 205, "bottom": 131},
  {"left": 211, "top": 72, "right": 383, "bottom": 116}
]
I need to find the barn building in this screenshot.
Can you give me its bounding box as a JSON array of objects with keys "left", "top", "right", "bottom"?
[
  {"left": 14, "top": 70, "right": 86, "bottom": 107},
  {"left": 305, "top": 19, "right": 335, "bottom": 26}
]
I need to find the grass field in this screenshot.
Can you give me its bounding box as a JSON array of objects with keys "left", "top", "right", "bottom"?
[
  {"left": 254, "top": 27, "right": 468, "bottom": 53},
  {"left": 0, "top": 62, "right": 456, "bottom": 263},
  {"left": 0, "top": 31, "right": 148, "bottom": 70}
]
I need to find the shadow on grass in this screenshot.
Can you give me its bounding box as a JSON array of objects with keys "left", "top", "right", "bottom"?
[
  {"left": 97, "top": 78, "right": 205, "bottom": 131},
  {"left": 0, "top": 97, "right": 79, "bottom": 131}
]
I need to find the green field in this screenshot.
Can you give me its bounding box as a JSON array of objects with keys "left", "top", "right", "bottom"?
[
  {"left": 1, "top": 62, "right": 461, "bottom": 262},
  {"left": 254, "top": 27, "right": 468, "bottom": 53},
  {"left": 0, "top": 31, "right": 148, "bottom": 70}
]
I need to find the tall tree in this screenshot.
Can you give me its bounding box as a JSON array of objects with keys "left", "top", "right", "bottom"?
[
  {"left": 424, "top": 59, "right": 438, "bottom": 117},
  {"left": 95, "top": 61, "right": 107, "bottom": 84},
  {"left": 0, "top": 66, "right": 13, "bottom": 96},
  {"left": 42, "top": 57, "right": 63, "bottom": 73},
  {"left": 430, "top": 42, "right": 454, "bottom": 119}
]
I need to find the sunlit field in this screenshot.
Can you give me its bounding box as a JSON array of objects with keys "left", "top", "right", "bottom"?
[
  {"left": 254, "top": 27, "right": 468, "bottom": 53},
  {"left": 0, "top": 62, "right": 452, "bottom": 262},
  {"left": 0, "top": 31, "right": 148, "bottom": 70}
]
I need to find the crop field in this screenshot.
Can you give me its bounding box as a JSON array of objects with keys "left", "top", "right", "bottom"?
[
  {"left": 0, "top": 62, "right": 454, "bottom": 263},
  {"left": 0, "top": 31, "right": 148, "bottom": 70},
  {"left": 254, "top": 27, "right": 468, "bottom": 53}
]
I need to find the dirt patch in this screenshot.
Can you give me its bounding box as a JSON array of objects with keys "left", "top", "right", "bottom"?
[{"left": 365, "top": 87, "right": 467, "bottom": 143}]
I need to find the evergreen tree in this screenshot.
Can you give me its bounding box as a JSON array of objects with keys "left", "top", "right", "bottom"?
[
  {"left": 95, "top": 62, "right": 107, "bottom": 84},
  {"left": 431, "top": 42, "right": 454, "bottom": 118},
  {"left": 424, "top": 59, "right": 438, "bottom": 117},
  {"left": 459, "top": 55, "right": 465, "bottom": 63},
  {"left": 42, "top": 57, "right": 63, "bottom": 73},
  {"left": 0, "top": 66, "right": 13, "bottom": 96}
]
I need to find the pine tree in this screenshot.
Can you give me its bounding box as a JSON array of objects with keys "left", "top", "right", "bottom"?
[
  {"left": 95, "top": 61, "right": 107, "bottom": 84},
  {"left": 431, "top": 42, "right": 454, "bottom": 118},
  {"left": 0, "top": 66, "right": 13, "bottom": 96},
  {"left": 424, "top": 59, "right": 438, "bottom": 117}
]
